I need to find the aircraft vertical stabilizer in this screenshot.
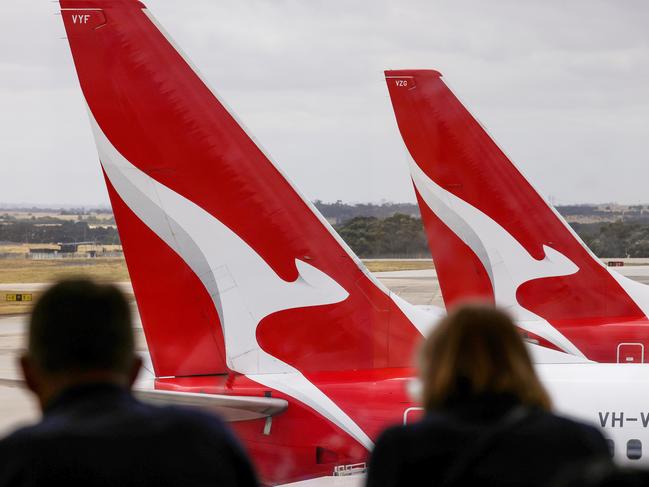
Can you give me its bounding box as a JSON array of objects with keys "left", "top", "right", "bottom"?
[
  {"left": 58, "top": 1, "right": 437, "bottom": 379},
  {"left": 385, "top": 69, "right": 649, "bottom": 361}
]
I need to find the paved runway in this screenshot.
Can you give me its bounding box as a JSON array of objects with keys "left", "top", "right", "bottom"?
[
  {"left": 0, "top": 318, "right": 36, "bottom": 436},
  {"left": 374, "top": 265, "right": 649, "bottom": 306},
  {"left": 1, "top": 264, "right": 649, "bottom": 436},
  {"left": 375, "top": 269, "right": 442, "bottom": 307}
]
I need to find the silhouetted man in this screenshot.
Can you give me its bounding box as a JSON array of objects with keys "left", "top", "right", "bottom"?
[{"left": 0, "top": 279, "right": 257, "bottom": 486}]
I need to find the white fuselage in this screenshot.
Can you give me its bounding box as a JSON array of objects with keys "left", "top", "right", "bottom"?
[{"left": 538, "top": 363, "right": 649, "bottom": 465}]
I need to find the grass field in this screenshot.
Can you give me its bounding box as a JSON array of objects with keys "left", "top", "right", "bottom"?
[
  {"left": 0, "top": 258, "right": 129, "bottom": 284},
  {"left": 0, "top": 244, "right": 60, "bottom": 254},
  {"left": 0, "top": 257, "right": 130, "bottom": 315},
  {"left": 0, "top": 257, "right": 431, "bottom": 284},
  {"left": 362, "top": 259, "right": 434, "bottom": 272},
  {"left": 0, "top": 256, "right": 432, "bottom": 315}
]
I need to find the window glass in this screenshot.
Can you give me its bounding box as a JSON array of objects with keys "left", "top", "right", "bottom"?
[
  {"left": 606, "top": 439, "right": 614, "bottom": 458},
  {"left": 627, "top": 439, "right": 642, "bottom": 460}
]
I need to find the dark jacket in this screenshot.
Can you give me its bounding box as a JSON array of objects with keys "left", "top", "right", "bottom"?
[
  {"left": 0, "top": 383, "right": 257, "bottom": 487},
  {"left": 366, "top": 393, "right": 610, "bottom": 487}
]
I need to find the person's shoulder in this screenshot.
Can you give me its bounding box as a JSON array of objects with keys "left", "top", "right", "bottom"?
[
  {"left": 531, "top": 410, "right": 602, "bottom": 435},
  {"left": 526, "top": 410, "right": 608, "bottom": 450},
  {"left": 147, "top": 402, "right": 223, "bottom": 424},
  {"left": 369, "top": 414, "right": 452, "bottom": 483},
  {"left": 0, "top": 425, "right": 48, "bottom": 484},
  {"left": 0, "top": 418, "right": 59, "bottom": 442},
  {"left": 144, "top": 404, "right": 255, "bottom": 478},
  {"left": 0, "top": 422, "right": 46, "bottom": 458},
  {"left": 148, "top": 404, "right": 234, "bottom": 439},
  {"left": 375, "top": 413, "right": 448, "bottom": 447}
]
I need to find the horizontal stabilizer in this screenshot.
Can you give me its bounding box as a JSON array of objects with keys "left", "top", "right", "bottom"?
[
  {"left": 0, "top": 378, "right": 287, "bottom": 423},
  {"left": 133, "top": 388, "right": 288, "bottom": 422}
]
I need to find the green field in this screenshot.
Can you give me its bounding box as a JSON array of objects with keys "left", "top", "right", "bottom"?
[
  {"left": 0, "top": 257, "right": 437, "bottom": 315},
  {"left": 0, "top": 257, "right": 129, "bottom": 285}
]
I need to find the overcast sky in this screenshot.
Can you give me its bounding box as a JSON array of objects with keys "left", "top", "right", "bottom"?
[{"left": 1, "top": 1, "right": 649, "bottom": 207}]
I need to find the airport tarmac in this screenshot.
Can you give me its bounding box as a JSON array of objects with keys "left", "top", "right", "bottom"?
[
  {"left": 0, "top": 265, "right": 648, "bottom": 436},
  {"left": 374, "top": 269, "right": 442, "bottom": 307},
  {"left": 374, "top": 265, "right": 649, "bottom": 305}
]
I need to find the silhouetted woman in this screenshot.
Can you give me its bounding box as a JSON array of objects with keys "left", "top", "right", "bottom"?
[{"left": 366, "top": 305, "right": 610, "bottom": 487}]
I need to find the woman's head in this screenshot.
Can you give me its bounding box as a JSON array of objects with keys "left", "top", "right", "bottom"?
[{"left": 419, "top": 304, "right": 551, "bottom": 412}]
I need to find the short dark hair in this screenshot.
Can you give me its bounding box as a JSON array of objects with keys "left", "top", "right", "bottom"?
[{"left": 28, "top": 279, "right": 134, "bottom": 375}]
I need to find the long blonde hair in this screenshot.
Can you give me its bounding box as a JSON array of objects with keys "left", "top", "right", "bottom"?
[{"left": 419, "top": 304, "right": 551, "bottom": 412}]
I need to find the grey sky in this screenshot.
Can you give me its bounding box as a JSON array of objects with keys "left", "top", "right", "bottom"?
[{"left": 1, "top": 0, "right": 649, "bottom": 206}]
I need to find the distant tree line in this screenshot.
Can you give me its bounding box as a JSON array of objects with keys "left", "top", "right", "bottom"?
[
  {"left": 5, "top": 202, "right": 649, "bottom": 258},
  {"left": 0, "top": 221, "right": 120, "bottom": 245},
  {"left": 335, "top": 214, "right": 429, "bottom": 258},
  {"left": 316, "top": 201, "right": 649, "bottom": 226},
  {"left": 571, "top": 221, "right": 649, "bottom": 258},
  {"left": 559, "top": 204, "right": 649, "bottom": 223},
  {"left": 314, "top": 200, "right": 420, "bottom": 223}
]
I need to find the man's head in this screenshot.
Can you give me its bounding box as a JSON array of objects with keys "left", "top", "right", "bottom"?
[{"left": 21, "top": 279, "right": 141, "bottom": 409}]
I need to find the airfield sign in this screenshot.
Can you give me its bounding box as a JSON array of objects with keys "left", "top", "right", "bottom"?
[{"left": 5, "top": 294, "right": 32, "bottom": 302}]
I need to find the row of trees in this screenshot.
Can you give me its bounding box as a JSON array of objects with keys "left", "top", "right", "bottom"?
[
  {"left": 314, "top": 200, "right": 420, "bottom": 223},
  {"left": 335, "top": 217, "right": 649, "bottom": 259},
  {"left": 316, "top": 202, "right": 649, "bottom": 225},
  {"left": 572, "top": 221, "right": 649, "bottom": 258},
  {"left": 0, "top": 221, "right": 119, "bottom": 245},
  {"left": 5, "top": 212, "right": 649, "bottom": 258},
  {"left": 335, "top": 214, "right": 429, "bottom": 258},
  {"left": 0, "top": 214, "right": 430, "bottom": 257}
]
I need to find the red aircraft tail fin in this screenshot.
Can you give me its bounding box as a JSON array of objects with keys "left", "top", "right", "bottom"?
[
  {"left": 385, "top": 69, "right": 649, "bottom": 360},
  {"left": 59, "top": 1, "right": 434, "bottom": 378}
]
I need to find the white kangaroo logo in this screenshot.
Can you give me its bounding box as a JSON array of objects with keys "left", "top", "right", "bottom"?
[
  {"left": 88, "top": 111, "right": 374, "bottom": 449},
  {"left": 409, "top": 158, "right": 583, "bottom": 357}
]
